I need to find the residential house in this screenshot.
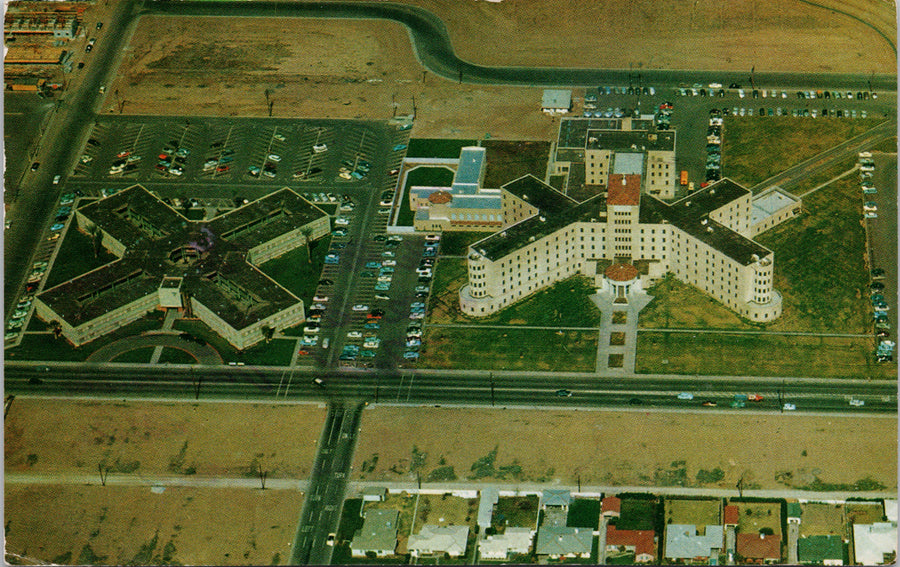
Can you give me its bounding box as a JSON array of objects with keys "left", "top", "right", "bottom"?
[
  {"left": 606, "top": 524, "right": 656, "bottom": 563},
  {"left": 737, "top": 533, "right": 781, "bottom": 564},
  {"left": 852, "top": 523, "right": 897, "bottom": 565},
  {"left": 361, "top": 487, "right": 387, "bottom": 502},
  {"left": 602, "top": 496, "right": 622, "bottom": 519},
  {"left": 723, "top": 505, "right": 739, "bottom": 528},
  {"left": 541, "top": 489, "right": 572, "bottom": 511},
  {"left": 478, "top": 487, "right": 499, "bottom": 530},
  {"left": 664, "top": 524, "right": 724, "bottom": 562},
  {"left": 349, "top": 509, "right": 399, "bottom": 558},
  {"left": 479, "top": 527, "right": 534, "bottom": 560},
  {"left": 535, "top": 526, "right": 593, "bottom": 559},
  {"left": 798, "top": 535, "right": 843, "bottom": 565},
  {"left": 407, "top": 524, "right": 469, "bottom": 558}
]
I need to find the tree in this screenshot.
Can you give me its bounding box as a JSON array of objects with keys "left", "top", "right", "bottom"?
[
  {"left": 300, "top": 226, "right": 315, "bottom": 263},
  {"left": 261, "top": 325, "right": 275, "bottom": 343},
  {"left": 88, "top": 223, "right": 103, "bottom": 259},
  {"left": 49, "top": 320, "right": 62, "bottom": 339}
]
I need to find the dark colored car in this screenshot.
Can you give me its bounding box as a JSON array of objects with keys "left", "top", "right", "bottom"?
[{"left": 30, "top": 162, "right": 40, "bottom": 171}]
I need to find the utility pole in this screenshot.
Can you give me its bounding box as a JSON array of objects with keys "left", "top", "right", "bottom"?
[
  {"left": 736, "top": 475, "right": 744, "bottom": 498},
  {"left": 490, "top": 373, "right": 495, "bottom": 407},
  {"left": 98, "top": 463, "right": 108, "bottom": 486}
]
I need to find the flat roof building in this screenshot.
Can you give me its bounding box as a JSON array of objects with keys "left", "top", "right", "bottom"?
[
  {"left": 542, "top": 89, "right": 572, "bottom": 114},
  {"left": 34, "top": 185, "right": 330, "bottom": 350}
]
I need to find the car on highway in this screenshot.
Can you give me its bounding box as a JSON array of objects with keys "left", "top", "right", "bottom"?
[
  {"left": 50, "top": 223, "right": 65, "bottom": 231},
  {"left": 676, "top": 392, "right": 694, "bottom": 400},
  {"left": 748, "top": 394, "right": 764, "bottom": 402},
  {"left": 782, "top": 403, "right": 796, "bottom": 411},
  {"left": 849, "top": 399, "right": 865, "bottom": 407},
  {"left": 701, "top": 400, "right": 717, "bottom": 407},
  {"left": 351, "top": 304, "right": 369, "bottom": 312},
  {"left": 555, "top": 389, "right": 572, "bottom": 397}
]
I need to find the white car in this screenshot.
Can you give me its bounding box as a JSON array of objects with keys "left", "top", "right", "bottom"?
[
  {"left": 708, "top": 82, "right": 722, "bottom": 89},
  {"left": 381, "top": 260, "right": 396, "bottom": 266},
  {"left": 425, "top": 234, "right": 441, "bottom": 242},
  {"left": 351, "top": 304, "right": 369, "bottom": 312},
  {"left": 334, "top": 217, "right": 350, "bottom": 226},
  {"left": 52, "top": 175, "right": 61, "bottom": 185},
  {"left": 313, "top": 143, "right": 328, "bottom": 153},
  {"left": 267, "top": 154, "right": 281, "bottom": 162},
  {"left": 347, "top": 331, "right": 363, "bottom": 338},
  {"left": 677, "top": 392, "right": 694, "bottom": 400},
  {"left": 312, "top": 295, "right": 329, "bottom": 303},
  {"left": 273, "top": 133, "right": 286, "bottom": 142},
  {"left": 849, "top": 399, "right": 865, "bottom": 407},
  {"left": 782, "top": 403, "right": 796, "bottom": 411},
  {"left": 858, "top": 152, "right": 872, "bottom": 159},
  {"left": 738, "top": 89, "right": 745, "bottom": 98}
]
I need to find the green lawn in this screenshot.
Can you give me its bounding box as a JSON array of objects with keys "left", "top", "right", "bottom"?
[
  {"left": 406, "top": 138, "right": 476, "bottom": 159},
  {"left": 43, "top": 226, "right": 119, "bottom": 289},
  {"left": 635, "top": 331, "right": 893, "bottom": 379},
  {"left": 421, "top": 327, "right": 597, "bottom": 372},
  {"left": 616, "top": 498, "right": 659, "bottom": 532},
  {"left": 5, "top": 311, "right": 166, "bottom": 363},
  {"left": 638, "top": 275, "right": 756, "bottom": 330},
  {"left": 428, "top": 258, "right": 603, "bottom": 328},
  {"left": 491, "top": 496, "right": 539, "bottom": 532},
  {"left": 257, "top": 234, "right": 331, "bottom": 307},
  {"left": 791, "top": 156, "right": 858, "bottom": 196},
  {"left": 723, "top": 117, "right": 884, "bottom": 188},
  {"left": 172, "top": 320, "right": 296, "bottom": 365},
  {"left": 482, "top": 140, "right": 551, "bottom": 188},
  {"left": 567, "top": 499, "right": 601, "bottom": 529},
  {"left": 109, "top": 347, "right": 155, "bottom": 364},
  {"left": 756, "top": 175, "right": 871, "bottom": 333},
  {"left": 157, "top": 347, "right": 199, "bottom": 365}
]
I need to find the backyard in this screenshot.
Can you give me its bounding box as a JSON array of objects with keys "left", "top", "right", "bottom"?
[
  {"left": 491, "top": 496, "right": 540, "bottom": 533},
  {"left": 665, "top": 498, "right": 721, "bottom": 527},
  {"left": 733, "top": 501, "right": 783, "bottom": 536}
]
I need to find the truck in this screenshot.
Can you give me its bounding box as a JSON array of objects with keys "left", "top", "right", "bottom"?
[{"left": 680, "top": 170, "right": 688, "bottom": 186}]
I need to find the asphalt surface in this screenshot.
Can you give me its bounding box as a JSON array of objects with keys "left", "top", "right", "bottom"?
[
  {"left": 5, "top": 363, "right": 896, "bottom": 414},
  {"left": 290, "top": 401, "right": 363, "bottom": 565},
  {"left": 3, "top": 93, "right": 55, "bottom": 199},
  {"left": 865, "top": 154, "right": 898, "bottom": 346}
]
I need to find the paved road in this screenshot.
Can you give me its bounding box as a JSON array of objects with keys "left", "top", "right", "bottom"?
[
  {"left": 147, "top": 1, "right": 897, "bottom": 91},
  {"left": 749, "top": 119, "right": 897, "bottom": 193},
  {"left": 6, "top": 364, "right": 896, "bottom": 414},
  {"left": 290, "top": 401, "right": 363, "bottom": 565}
]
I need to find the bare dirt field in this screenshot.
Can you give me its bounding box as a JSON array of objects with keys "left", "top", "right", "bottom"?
[
  {"left": 374, "top": 0, "right": 895, "bottom": 73},
  {"left": 4, "top": 485, "right": 302, "bottom": 565},
  {"left": 111, "top": 17, "right": 558, "bottom": 139},
  {"left": 111, "top": 0, "right": 895, "bottom": 138},
  {"left": 4, "top": 399, "right": 326, "bottom": 478},
  {"left": 352, "top": 406, "right": 897, "bottom": 492}
]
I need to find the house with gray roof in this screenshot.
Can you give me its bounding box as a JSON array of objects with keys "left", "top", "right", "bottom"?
[
  {"left": 478, "top": 487, "right": 499, "bottom": 529},
  {"left": 541, "top": 489, "right": 572, "bottom": 511},
  {"left": 350, "top": 508, "right": 399, "bottom": 558},
  {"left": 479, "top": 527, "right": 534, "bottom": 560},
  {"left": 535, "top": 526, "right": 593, "bottom": 559},
  {"left": 664, "top": 524, "right": 724, "bottom": 562},
  {"left": 407, "top": 524, "right": 469, "bottom": 558}
]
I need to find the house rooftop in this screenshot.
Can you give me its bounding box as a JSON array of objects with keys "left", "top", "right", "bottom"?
[
  {"left": 350, "top": 509, "right": 399, "bottom": 554},
  {"left": 535, "top": 527, "right": 592, "bottom": 556},
  {"left": 542, "top": 89, "right": 572, "bottom": 109},
  {"left": 852, "top": 523, "right": 897, "bottom": 565},
  {"left": 541, "top": 489, "right": 572, "bottom": 507},
  {"left": 407, "top": 524, "right": 469, "bottom": 556},
  {"left": 736, "top": 533, "right": 781, "bottom": 561},
  {"left": 798, "top": 534, "right": 843, "bottom": 563},
  {"left": 665, "top": 524, "right": 724, "bottom": 559}
]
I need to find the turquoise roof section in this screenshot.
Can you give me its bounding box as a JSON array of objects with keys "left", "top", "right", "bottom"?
[{"left": 452, "top": 146, "right": 486, "bottom": 193}]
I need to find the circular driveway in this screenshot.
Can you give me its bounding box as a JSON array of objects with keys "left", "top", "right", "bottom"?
[{"left": 86, "top": 332, "right": 223, "bottom": 364}]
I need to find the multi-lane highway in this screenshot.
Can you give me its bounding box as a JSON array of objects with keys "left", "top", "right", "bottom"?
[{"left": 6, "top": 363, "right": 896, "bottom": 414}]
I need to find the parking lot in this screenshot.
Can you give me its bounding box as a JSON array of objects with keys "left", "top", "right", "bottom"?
[
  {"left": 583, "top": 84, "right": 893, "bottom": 195},
  {"left": 862, "top": 153, "right": 897, "bottom": 363},
  {"left": 5, "top": 116, "right": 421, "bottom": 361}
]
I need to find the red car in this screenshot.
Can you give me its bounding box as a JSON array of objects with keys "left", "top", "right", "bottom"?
[
  {"left": 366, "top": 313, "right": 382, "bottom": 320},
  {"left": 748, "top": 394, "right": 764, "bottom": 402},
  {"left": 216, "top": 165, "right": 230, "bottom": 173},
  {"left": 117, "top": 150, "right": 131, "bottom": 158},
  {"left": 297, "top": 349, "right": 310, "bottom": 356}
]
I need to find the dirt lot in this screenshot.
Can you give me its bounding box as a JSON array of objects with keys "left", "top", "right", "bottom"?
[
  {"left": 378, "top": 0, "right": 895, "bottom": 73},
  {"left": 4, "top": 485, "right": 302, "bottom": 565},
  {"left": 352, "top": 407, "right": 896, "bottom": 491},
  {"left": 4, "top": 399, "right": 326, "bottom": 478},
  {"left": 111, "top": 0, "right": 895, "bottom": 139}
]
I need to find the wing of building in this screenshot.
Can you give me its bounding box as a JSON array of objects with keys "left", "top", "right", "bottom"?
[{"left": 34, "top": 185, "right": 329, "bottom": 350}]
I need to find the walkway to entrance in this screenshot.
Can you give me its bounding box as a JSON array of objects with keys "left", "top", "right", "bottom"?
[{"left": 590, "top": 288, "right": 653, "bottom": 375}]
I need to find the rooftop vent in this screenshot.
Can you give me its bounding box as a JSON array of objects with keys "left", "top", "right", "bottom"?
[
  {"left": 751, "top": 254, "right": 760, "bottom": 262},
  {"left": 621, "top": 176, "right": 628, "bottom": 186},
  {"left": 529, "top": 236, "right": 536, "bottom": 242},
  {"left": 685, "top": 201, "right": 691, "bottom": 207},
  {"left": 701, "top": 219, "right": 708, "bottom": 225}
]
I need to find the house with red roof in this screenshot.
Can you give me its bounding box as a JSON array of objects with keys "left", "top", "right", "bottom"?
[
  {"left": 723, "top": 505, "right": 739, "bottom": 528},
  {"left": 737, "top": 533, "right": 781, "bottom": 564},
  {"left": 606, "top": 524, "right": 656, "bottom": 563},
  {"left": 602, "top": 496, "right": 621, "bottom": 519}
]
